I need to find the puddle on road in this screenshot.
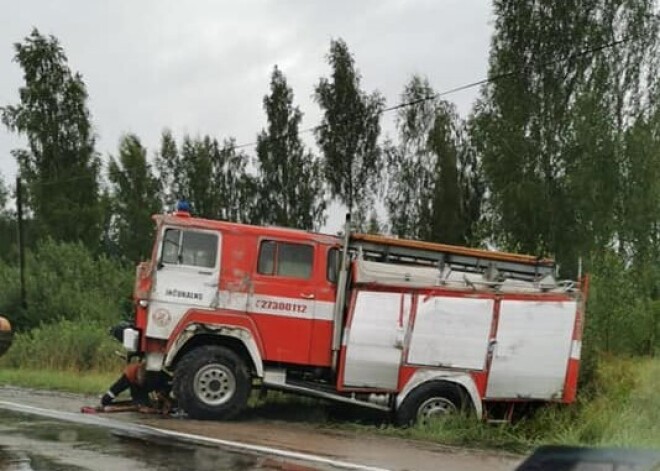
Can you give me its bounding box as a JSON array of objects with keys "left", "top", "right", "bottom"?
[{"left": 0, "top": 410, "right": 326, "bottom": 471}]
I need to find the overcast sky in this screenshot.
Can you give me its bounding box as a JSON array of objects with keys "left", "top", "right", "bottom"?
[{"left": 0, "top": 0, "right": 494, "bottom": 230}]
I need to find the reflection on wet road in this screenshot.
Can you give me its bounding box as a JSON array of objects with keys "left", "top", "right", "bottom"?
[
  {"left": 0, "top": 410, "right": 324, "bottom": 471},
  {"left": 0, "top": 390, "right": 521, "bottom": 471}
]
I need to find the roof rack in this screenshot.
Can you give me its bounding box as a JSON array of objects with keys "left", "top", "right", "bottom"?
[{"left": 349, "top": 233, "right": 556, "bottom": 282}]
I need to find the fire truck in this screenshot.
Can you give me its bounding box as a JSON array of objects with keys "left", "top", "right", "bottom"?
[{"left": 122, "top": 208, "right": 587, "bottom": 424}]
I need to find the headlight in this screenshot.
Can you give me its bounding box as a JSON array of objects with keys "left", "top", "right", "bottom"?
[
  {"left": 122, "top": 328, "right": 140, "bottom": 352},
  {"left": 138, "top": 299, "right": 149, "bottom": 308}
]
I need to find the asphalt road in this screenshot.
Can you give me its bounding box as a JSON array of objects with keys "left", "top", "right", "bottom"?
[
  {"left": 0, "top": 408, "right": 333, "bottom": 471},
  {"left": 0, "top": 386, "right": 522, "bottom": 471}
]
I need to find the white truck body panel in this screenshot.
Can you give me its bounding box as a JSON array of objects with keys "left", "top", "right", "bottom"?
[
  {"left": 343, "top": 291, "right": 412, "bottom": 389},
  {"left": 408, "top": 296, "right": 494, "bottom": 370},
  {"left": 486, "top": 300, "right": 577, "bottom": 399}
]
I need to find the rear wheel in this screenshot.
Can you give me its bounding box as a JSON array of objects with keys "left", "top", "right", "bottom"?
[
  {"left": 395, "top": 382, "right": 468, "bottom": 426},
  {"left": 174, "top": 345, "right": 251, "bottom": 420}
]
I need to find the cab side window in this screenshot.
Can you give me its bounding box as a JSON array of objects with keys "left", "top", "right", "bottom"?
[
  {"left": 257, "top": 241, "right": 276, "bottom": 274},
  {"left": 257, "top": 241, "right": 313, "bottom": 279},
  {"left": 327, "top": 247, "right": 340, "bottom": 283},
  {"left": 161, "top": 228, "right": 218, "bottom": 268}
]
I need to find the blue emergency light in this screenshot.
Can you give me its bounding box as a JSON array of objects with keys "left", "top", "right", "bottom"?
[{"left": 176, "top": 200, "right": 191, "bottom": 213}]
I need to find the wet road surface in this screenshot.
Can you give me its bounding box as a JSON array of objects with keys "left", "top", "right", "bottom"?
[
  {"left": 0, "top": 386, "right": 522, "bottom": 471},
  {"left": 0, "top": 409, "right": 333, "bottom": 471}
]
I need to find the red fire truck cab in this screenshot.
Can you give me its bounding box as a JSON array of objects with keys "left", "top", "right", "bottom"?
[{"left": 124, "top": 210, "right": 587, "bottom": 424}]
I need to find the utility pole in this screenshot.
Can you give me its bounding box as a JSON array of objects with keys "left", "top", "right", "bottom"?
[{"left": 16, "top": 177, "right": 26, "bottom": 309}]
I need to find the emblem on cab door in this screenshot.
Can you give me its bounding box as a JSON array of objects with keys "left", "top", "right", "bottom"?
[{"left": 152, "top": 309, "right": 172, "bottom": 328}]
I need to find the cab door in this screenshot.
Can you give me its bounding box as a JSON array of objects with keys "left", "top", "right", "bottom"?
[
  {"left": 248, "top": 239, "right": 317, "bottom": 364},
  {"left": 146, "top": 227, "right": 221, "bottom": 340}
]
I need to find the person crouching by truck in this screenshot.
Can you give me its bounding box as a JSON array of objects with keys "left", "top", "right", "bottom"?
[
  {"left": 101, "top": 360, "right": 147, "bottom": 407},
  {"left": 100, "top": 360, "right": 173, "bottom": 413},
  {"left": 102, "top": 322, "right": 173, "bottom": 413}
]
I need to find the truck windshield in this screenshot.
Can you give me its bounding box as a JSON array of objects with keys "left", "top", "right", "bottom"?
[
  {"left": 161, "top": 229, "right": 181, "bottom": 264},
  {"left": 161, "top": 228, "right": 218, "bottom": 268}
]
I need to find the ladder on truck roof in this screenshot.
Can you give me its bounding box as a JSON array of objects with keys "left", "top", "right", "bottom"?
[{"left": 349, "top": 233, "right": 556, "bottom": 282}]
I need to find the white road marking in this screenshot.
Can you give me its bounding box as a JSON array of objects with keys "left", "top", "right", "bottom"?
[{"left": 0, "top": 401, "right": 390, "bottom": 471}]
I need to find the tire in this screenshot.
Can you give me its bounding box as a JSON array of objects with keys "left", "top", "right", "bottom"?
[
  {"left": 174, "top": 345, "right": 251, "bottom": 420},
  {"left": 395, "top": 381, "right": 468, "bottom": 427}
]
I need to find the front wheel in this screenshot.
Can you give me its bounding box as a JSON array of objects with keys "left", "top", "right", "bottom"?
[
  {"left": 174, "top": 345, "right": 251, "bottom": 420},
  {"left": 395, "top": 382, "right": 468, "bottom": 426}
]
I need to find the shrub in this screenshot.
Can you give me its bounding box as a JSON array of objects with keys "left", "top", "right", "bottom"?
[
  {"left": 0, "top": 239, "right": 134, "bottom": 332},
  {"left": 584, "top": 252, "right": 660, "bottom": 357},
  {"left": 0, "top": 319, "right": 123, "bottom": 373}
]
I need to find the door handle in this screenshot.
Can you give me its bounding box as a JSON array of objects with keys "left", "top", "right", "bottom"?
[{"left": 300, "top": 293, "right": 315, "bottom": 300}]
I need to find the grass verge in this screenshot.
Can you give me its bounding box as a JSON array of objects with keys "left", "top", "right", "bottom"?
[{"left": 0, "top": 368, "right": 117, "bottom": 396}]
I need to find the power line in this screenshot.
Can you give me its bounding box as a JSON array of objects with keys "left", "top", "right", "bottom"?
[
  {"left": 381, "top": 36, "right": 630, "bottom": 114},
  {"left": 237, "top": 35, "right": 630, "bottom": 149},
  {"left": 16, "top": 35, "right": 632, "bottom": 189}
]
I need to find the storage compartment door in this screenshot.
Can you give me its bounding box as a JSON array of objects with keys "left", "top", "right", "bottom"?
[
  {"left": 408, "top": 296, "right": 494, "bottom": 370},
  {"left": 486, "top": 300, "right": 577, "bottom": 399},
  {"left": 343, "top": 291, "right": 412, "bottom": 389}
]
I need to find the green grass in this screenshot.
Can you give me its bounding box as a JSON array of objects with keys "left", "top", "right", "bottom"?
[
  {"left": 546, "top": 356, "right": 660, "bottom": 449},
  {"left": 0, "top": 319, "right": 124, "bottom": 396},
  {"left": 0, "top": 368, "right": 117, "bottom": 395}
]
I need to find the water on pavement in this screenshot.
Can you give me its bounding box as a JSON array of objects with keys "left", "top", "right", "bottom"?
[{"left": 0, "top": 409, "right": 325, "bottom": 471}]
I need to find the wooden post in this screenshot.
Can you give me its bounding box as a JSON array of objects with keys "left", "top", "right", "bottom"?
[{"left": 16, "top": 177, "right": 26, "bottom": 308}]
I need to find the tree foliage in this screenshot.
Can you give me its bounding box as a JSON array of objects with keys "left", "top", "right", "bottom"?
[
  {"left": 154, "top": 129, "right": 181, "bottom": 211},
  {"left": 473, "top": 0, "right": 660, "bottom": 354},
  {"left": 0, "top": 239, "right": 133, "bottom": 332},
  {"left": 385, "top": 76, "right": 437, "bottom": 240},
  {"left": 473, "top": 0, "right": 660, "bottom": 274},
  {"left": 1, "top": 29, "right": 101, "bottom": 249},
  {"left": 0, "top": 174, "right": 16, "bottom": 263},
  {"left": 315, "top": 39, "right": 384, "bottom": 228},
  {"left": 386, "top": 76, "right": 483, "bottom": 244},
  {"left": 427, "top": 103, "right": 466, "bottom": 245},
  {"left": 0, "top": 173, "right": 8, "bottom": 211},
  {"left": 213, "top": 139, "right": 258, "bottom": 224},
  {"left": 2, "top": 23, "right": 660, "bottom": 358},
  {"left": 179, "top": 135, "right": 218, "bottom": 219},
  {"left": 255, "top": 66, "right": 326, "bottom": 230},
  {"left": 107, "top": 134, "right": 161, "bottom": 262},
  {"left": 154, "top": 132, "right": 256, "bottom": 223}
]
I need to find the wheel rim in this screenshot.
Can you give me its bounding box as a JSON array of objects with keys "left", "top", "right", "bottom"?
[
  {"left": 193, "top": 363, "right": 236, "bottom": 406},
  {"left": 417, "top": 396, "right": 458, "bottom": 423}
]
